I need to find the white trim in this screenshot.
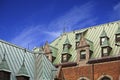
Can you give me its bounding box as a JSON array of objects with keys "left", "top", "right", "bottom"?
[
  {"left": 78, "top": 77, "right": 89, "bottom": 80},
  {"left": 97, "top": 75, "right": 113, "bottom": 80}
]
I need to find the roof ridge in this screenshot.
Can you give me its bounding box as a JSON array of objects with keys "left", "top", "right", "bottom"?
[{"left": 0, "top": 39, "right": 34, "bottom": 53}]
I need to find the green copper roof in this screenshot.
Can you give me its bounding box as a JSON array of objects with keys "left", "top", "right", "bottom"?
[
  {"left": 50, "top": 21, "right": 120, "bottom": 64},
  {"left": 101, "top": 38, "right": 110, "bottom": 47},
  {"left": 62, "top": 46, "right": 69, "bottom": 54},
  {"left": 17, "top": 62, "right": 29, "bottom": 77},
  {"left": 0, "top": 55, "right": 11, "bottom": 72},
  {"left": 50, "top": 45, "right": 58, "bottom": 57},
  {"left": 86, "top": 39, "right": 93, "bottom": 51},
  {"left": 64, "top": 35, "right": 71, "bottom": 45},
  {"left": 115, "top": 24, "right": 120, "bottom": 34},
  {"left": 100, "top": 30, "right": 107, "bottom": 37}
]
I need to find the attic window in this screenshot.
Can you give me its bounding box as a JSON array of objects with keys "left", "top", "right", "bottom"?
[
  {"left": 80, "top": 50, "right": 86, "bottom": 60},
  {"left": 76, "top": 42, "right": 79, "bottom": 49},
  {"left": 101, "top": 37, "right": 105, "bottom": 45},
  {"left": 62, "top": 54, "right": 67, "bottom": 62},
  {"left": 115, "top": 34, "right": 120, "bottom": 43},
  {"left": 75, "top": 33, "right": 81, "bottom": 40},
  {"left": 102, "top": 47, "right": 112, "bottom": 57},
  {"left": 102, "top": 47, "right": 108, "bottom": 57}
]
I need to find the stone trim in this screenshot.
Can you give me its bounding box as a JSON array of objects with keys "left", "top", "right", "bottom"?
[
  {"left": 78, "top": 77, "right": 89, "bottom": 80},
  {"left": 97, "top": 75, "right": 113, "bottom": 80}
]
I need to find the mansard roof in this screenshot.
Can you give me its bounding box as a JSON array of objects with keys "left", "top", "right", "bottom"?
[
  {"left": 0, "top": 40, "right": 57, "bottom": 80},
  {"left": 0, "top": 54, "right": 11, "bottom": 72},
  {"left": 64, "top": 35, "right": 71, "bottom": 45},
  {"left": 50, "top": 20, "right": 120, "bottom": 64},
  {"left": 16, "top": 62, "right": 29, "bottom": 77},
  {"left": 100, "top": 29, "right": 107, "bottom": 37},
  {"left": 115, "top": 23, "right": 120, "bottom": 34}
]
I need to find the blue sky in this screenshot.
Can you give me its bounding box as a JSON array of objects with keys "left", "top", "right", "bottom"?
[{"left": 0, "top": 0, "right": 120, "bottom": 49}]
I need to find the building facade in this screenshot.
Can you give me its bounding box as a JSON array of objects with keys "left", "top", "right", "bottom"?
[{"left": 43, "top": 21, "right": 120, "bottom": 80}]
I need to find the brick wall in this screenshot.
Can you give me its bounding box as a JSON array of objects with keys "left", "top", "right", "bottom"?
[{"left": 61, "top": 60, "right": 120, "bottom": 80}]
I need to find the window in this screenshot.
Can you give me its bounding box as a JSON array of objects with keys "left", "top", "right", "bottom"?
[
  {"left": 75, "top": 33, "right": 81, "bottom": 40},
  {"left": 63, "top": 54, "right": 67, "bottom": 61},
  {"left": 101, "top": 38, "right": 105, "bottom": 45},
  {"left": 103, "top": 48, "right": 107, "bottom": 53},
  {"left": 101, "top": 76, "right": 111, "bottom": 80},
  {"left": 80, "top": 50, "right": 86, "bottom": 60},
  {"left": 115, "top": 34, "right": 120, "bottom": 43},
  {"left": 102, "top": 47, "right": 109, "bottom": 57},
  {"left": 80, "top": 79, "right": 86, "bottom": 80},
  {"left": 76, "top": 42, "right": 79, "bottom": 48}
]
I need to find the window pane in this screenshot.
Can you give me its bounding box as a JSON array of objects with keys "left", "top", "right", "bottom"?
[
  {"left": 117, "top": 34, "right": 120, "bottom": 38},
  {"left": 103, "top": 48, "right": 107, "bottom": 53},
  {"left": 80, "top": 51, "right": 86, "bottom": 59},
  {"left": 101, "top": 76, "right": 111, "bottom": 80},
  {"left": 102, "top": 38, "right": 105, "bottom": 44},
  {"left": 63, "top": 55, "right": 67, "bottom": 61}
]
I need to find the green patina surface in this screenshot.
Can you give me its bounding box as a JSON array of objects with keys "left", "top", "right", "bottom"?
[
  {"left": 101, "top": 38, "right": 110, "bottom": 47},
  {"left": 100, "top": 29, "right": 107, "bottom": 37},
  {"left": 115, "top": 24, "right": 120, "bottom": 34},
  {"left": 50, "top": 21, "right": 120, "bottom": 64},
  {"left": 17, "top": 62, "right": 29, "bottom": 77},
  {"left": 0, "top": 55, "right": 10, "bottom": 72}
]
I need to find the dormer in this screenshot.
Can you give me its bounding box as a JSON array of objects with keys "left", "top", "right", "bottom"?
[
  {"left": 76, "top": 35, "right": 93, "bottom": 62},
  {"left": 101, "top": 38, "right": 112, "bottom": 57},
  {"left": 75, "top": 29, "right": 88, "bottom": 49},
  {"left": 16, "top": 60, "right": 29, "bottom": 80},
  {"left": 44, "top": 41, "right": 56, "bottom": 62},
  {"left": 115, "top": 23, "right": 120, "bottom": 43},
  {"left": 62, "top": 35, "right": 71, "bottom": 62},
  {"left": 0, "top": 54, "right": 11, "bottom": 80},
  {"left": 100, "top": 30, "right": 109, "bottom": 45}
]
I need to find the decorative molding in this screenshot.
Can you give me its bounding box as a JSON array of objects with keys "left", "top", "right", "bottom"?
[
  {"left": 78, "top": 77, "right": 89, "bottom": 80},
  {"left": 97, "top": 75, "right": 113, "bottom": 80}
]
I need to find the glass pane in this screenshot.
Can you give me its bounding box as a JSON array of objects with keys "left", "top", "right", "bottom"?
[
  {"left": 117, "top": 35, "right": 120, "bottom": 38},
  {"left": 80, "top": 51, "right": 86, "bottom": 59},
  {"left": 63, "top": 55, "right": 67, "bottom": 61},
  {"left": 101, "top": 76, "right": 111, "bottom": 80},
  {"left": 103, "top": 48, "right": 107, "bottom": 53},
  {"left": 102, "top": 38, "right": 105, "bottom": 44}
]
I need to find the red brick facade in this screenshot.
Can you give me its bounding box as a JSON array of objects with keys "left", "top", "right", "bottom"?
[{"left": 60, "top": 60, "right": 120, "bottom": 80}]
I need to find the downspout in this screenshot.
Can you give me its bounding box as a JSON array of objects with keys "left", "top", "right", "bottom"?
[{"left": 92, "top": 63, "right": 94, "bottom": 80}]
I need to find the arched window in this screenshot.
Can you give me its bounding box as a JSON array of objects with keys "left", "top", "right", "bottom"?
[
  {"left": 78, "top": 77, "right": 89, "bottom": 80},
  {"left": 101, "top": 76, "right": 111, "bottom": 80},
  {"left": 80, "top": 79, "right": 86, "bottom": 80}
]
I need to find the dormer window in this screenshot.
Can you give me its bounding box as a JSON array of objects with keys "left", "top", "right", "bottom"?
[
  {"left": 102, "top": 47, "right": 108, "bottom": 56},
  {"left": 100, "top": 29, "right": 109, "bottom": 45},
  {"left": 115, "top": 34, "right": 120, "bottom": 43},
  {"left": 75, "top": 33, "right": 81, "bottom": 40},
  {"left": 101, "top": 38, "right": 112, "bottom": 57},
  {"left": 76, "top": 42, "right": 79, "bottom": 49},
  {"left": 61, "top": 35, "right": 72, "bottom": 63},
  {"left": 115, "top": 23, "right": 120, "bottom": 43},
  {"left": 80, "top": 50, "right": 86, "bottom": 60},
  {"left": 101, "top": 37, "right": 105, "bottom": 45},
  {"left": 62, "top": 54, "right": 67, "bottom": 62}
]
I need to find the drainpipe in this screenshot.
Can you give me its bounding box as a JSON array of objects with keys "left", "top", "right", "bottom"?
[{"left": 92, "top": 63, "right": 94, "bottom": 80}]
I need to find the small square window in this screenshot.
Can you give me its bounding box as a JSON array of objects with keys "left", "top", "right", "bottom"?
[
  {"left": 101, "top": 37, "right": 105, "bottom": 45},
  {"left": 63, "top": 55, "right": 67, "bottom": 61},
  {"left": 103, "top": 48, "right": 107, "bottom": 53},
  {"left": 116, "top": 34, "right": 120, "bottom": 43},
  {"left": 117, "top": 34, "right": 120, "bottom": 38},
  {"left": 80, "top": 50, "right": 86, "bottom": 59},
  {"left": 75, "top": 33, "right": 81, "bottom": 40}
]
